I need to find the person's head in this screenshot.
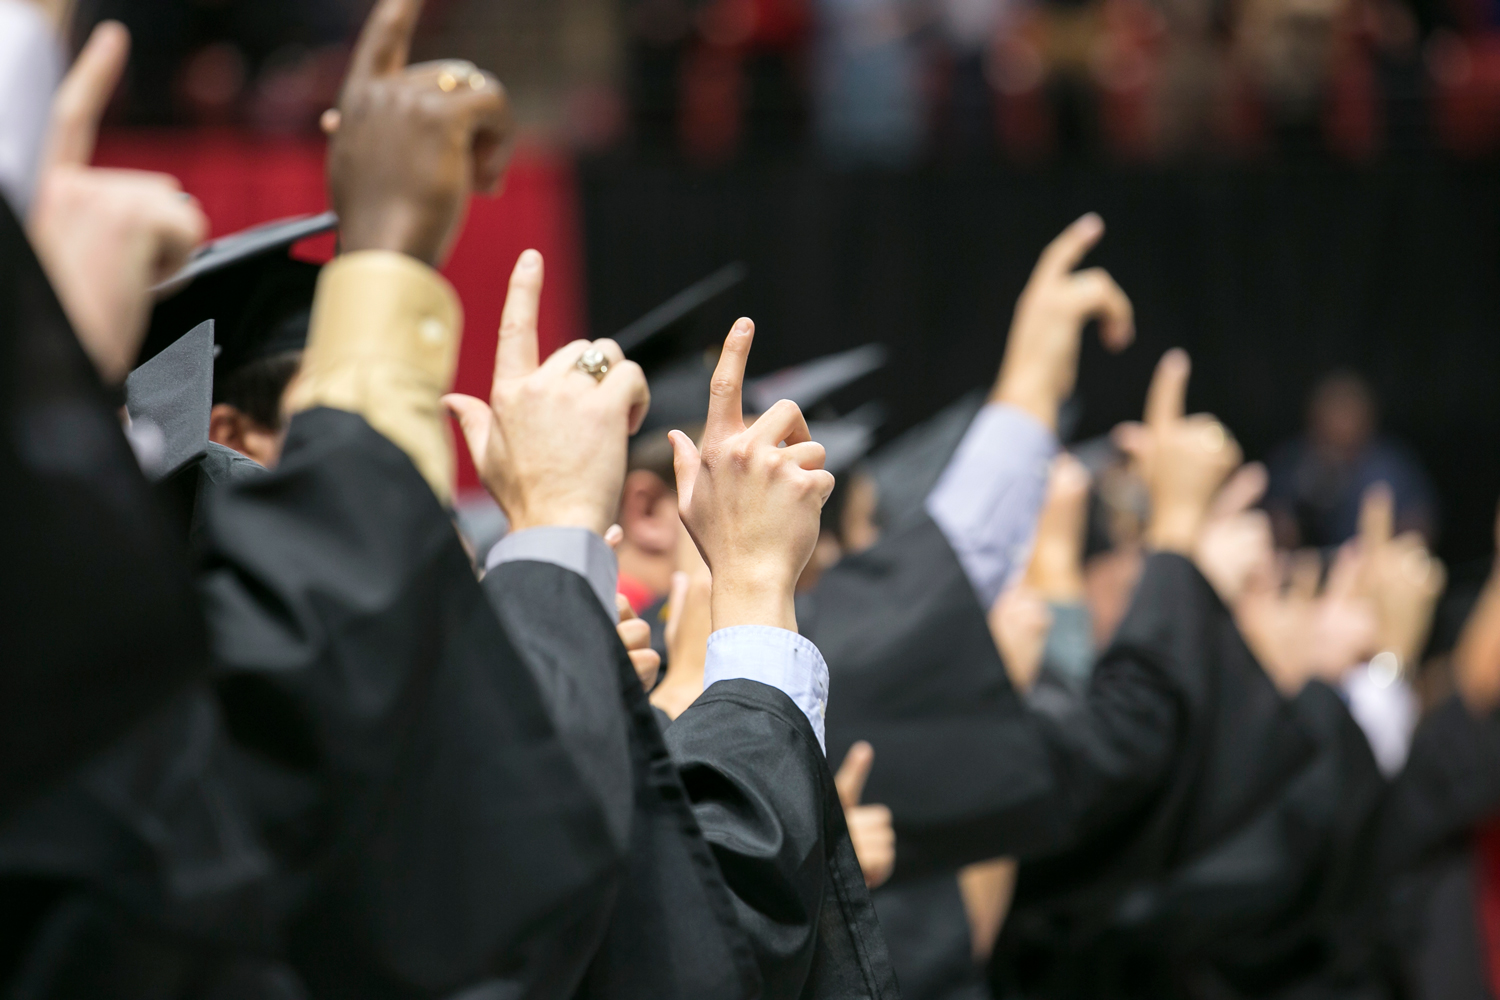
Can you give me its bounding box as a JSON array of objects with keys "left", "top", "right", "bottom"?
[
  {"left": 1308, "top": 371, "right": 1376, "bottom": 460},
  {"left": 620, "top": 430, "right": 684, "bottom": 561},
  {"left": 209, "top": 348, "right": 302, "bottom": 467}
]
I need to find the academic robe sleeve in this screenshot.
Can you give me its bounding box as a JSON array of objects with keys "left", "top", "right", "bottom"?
[
  {"left": 0, "top": 199, "right": 204, "bottom": 820},
  {"left": 810, "top": 516, "right": 1312, "bottom": 883},
  {"left": 665, "top": 679, "right": 901, "bottom": 1000},
  {"left": 198, "top": 407, "right": 621, "bottom": 999},
  {"left": 1378, "top": 694, "right": 1500, "bottom": 873}
]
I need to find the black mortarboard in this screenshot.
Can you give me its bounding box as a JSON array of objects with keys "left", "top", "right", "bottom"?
[
  {"left": 141, "top": 212, "right": 337, "bottom": 378},
  {"left": 808, "top": 401, "right": 885, "bottom": 477},
  {"left": 636, "top": 343, "right": 888, "bottom": 438},
  {"left": 124, "top": 320, "right": 214, "bottom": 482},
  {"left": 613, "top": 262, "right": 747, "bottom": 353},
  {"left": 867, "top": 390, "right": 987, "bottom": 531}
]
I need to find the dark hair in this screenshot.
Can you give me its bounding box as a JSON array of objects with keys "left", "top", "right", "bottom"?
[{"left": 213, "top": 349, "right": 302, "bottom": 431}]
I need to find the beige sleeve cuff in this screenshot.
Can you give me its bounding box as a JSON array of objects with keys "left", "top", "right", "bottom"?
[{"left": 285, "top": 250, "right": 462, "bottom": 504}]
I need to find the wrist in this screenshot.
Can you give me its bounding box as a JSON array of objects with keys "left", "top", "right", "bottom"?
[
  {"left": 506, "top": 502, "right": 613, "bottom": 537},
  {"left": 710, "top": 570, "right": 798, "bottom": 632},
  {"left": 990, "top": 373, "right": 1059, "bottom": 431},
  {"left": 1147, "top": 504, "right": 1205, "bottom": 554}
]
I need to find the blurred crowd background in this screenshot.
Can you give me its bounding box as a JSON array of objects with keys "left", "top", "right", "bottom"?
[
  {"left": 71, "top": 0, "right": 1500, "bottom": 161},
  {"left": 70, "top": 0, "right": 1500, "bottom": 602}
]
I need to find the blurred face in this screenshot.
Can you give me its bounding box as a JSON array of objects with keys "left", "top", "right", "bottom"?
[
  {"left": 619, "top": 469, "right": 681, "bottom": 557},
  {"left": 1309, "top": 381, "right": 1375, "bottom": 458}
]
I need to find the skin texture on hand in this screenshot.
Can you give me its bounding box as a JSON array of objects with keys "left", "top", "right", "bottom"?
[
  {"left": 1454, "top": 503, "right": 1500, "bottom": 714},
  {"left": 651, "top": 528, "right": 715, "bottom": 720},
  {"left": 1356, "top": 484, "right": 1445, "bottom": 669},
  {"left": 992, "top": 214, "right": 1135, "bottom": 430},
  {"left": 445, "top": 251, "right": 651, "bottom": 536},
  {"left": 1115, "top": 350, "right": 1242, "bottom": 556},
  {"left": 1195, "top": 463, "right": 1275, "bottom": 606},
  {"left": 835, "top": 742, "right": 895, "bottom": 889},
  {"left": 327, "top": 0, "right": 512, "bottom": 268},
  {"left": 615, "top": 594, "right": 661, "bottom": 691},
  {"left": 1025, "top": 454, "right": 1092, "bottom": 602},
  {"left": 989, "top": 585, "right": 1052, "bottom": 693},
  {"left": 1238, "top": 544, "right": 1379, "bottom": 696},
  {"left": 669, "top": 318, "right": 836, "bottom": 633},
  {"left": 28, "top": 22, "right": 207, "bottom": 385}
]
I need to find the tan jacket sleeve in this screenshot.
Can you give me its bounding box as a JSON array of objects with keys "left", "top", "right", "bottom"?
[{"left": 285, "top": 250, "right": 462, "bottom": 504}]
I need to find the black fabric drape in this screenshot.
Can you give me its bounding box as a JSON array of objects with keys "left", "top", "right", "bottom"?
[{"left": 0, "top": 193, "right": 205, "bottom": 823}]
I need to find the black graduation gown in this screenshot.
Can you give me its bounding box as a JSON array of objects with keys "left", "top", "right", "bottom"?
[
  {"left": 481, "top": 558, "right": 901, "bottom": 999},
  {"left": 0, "top": 200, "right": 205, "bottom": 821},
  {"left": 2, "top": 407, "right": 626, "bottom": 998},
  {"left": 1375, "top": 695, "right": 1500, "bottom": 1000},
  {"left": 802, "top": 515, "right": 1345, "bottom": 999}
]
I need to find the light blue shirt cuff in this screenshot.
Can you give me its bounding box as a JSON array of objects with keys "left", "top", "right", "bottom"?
[
  {"left": 485, "top": 527, "right": 619, "bottom": 620},
  {"left": 703, "top": 626, "right": 830, "bottom": 753},
  {"left": 924, "top": 402, "right": 1058, "bottom": 609}
]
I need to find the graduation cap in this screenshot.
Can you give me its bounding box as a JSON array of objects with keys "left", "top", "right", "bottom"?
[
  {"left": 141, "top": 212, "right": 337, "bottom": 379},
  {"left": 124, "top": 320, "right": 214, "bottom": 482},
  {"left": 808, "top": 401, "right": 886, "bottom": 477}
]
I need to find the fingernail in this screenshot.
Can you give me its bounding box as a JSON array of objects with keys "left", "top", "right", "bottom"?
[
  {"left": 518, "top": 249, "right": 541, "bottom": 269},
  {"left": 1078, "top": 212, "right": 1103, "bottom": 233},
  {"left": 733, "top": 318, "right": 752, "bottom": 334}
]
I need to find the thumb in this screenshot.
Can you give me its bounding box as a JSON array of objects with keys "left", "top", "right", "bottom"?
[
  {"left": 835, "top": 741, "right": 875, "bottom": 809},
  {"left": 668, "top": 429, "right": 701, "bottom": 509},
  {"left": 442, "top": 393, "right": 493, "bottom": 467},
  {"left": 1208, "top": 462, "right": 1268, "bottom": 522}
]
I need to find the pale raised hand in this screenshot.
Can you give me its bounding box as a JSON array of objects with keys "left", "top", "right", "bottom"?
[
  {"left": 669, "top": 319, "right": 835, "bottom": 633},
  {"left": 834, "top": 741, "right": 895, "bottom": 889},
  {"left": 28, "top": 22, "right": 207, "bottom": 384},
  {"left": 445, "top": 251, "right": 650, "bottom": 536},
  {"left": 1116, "top": 350, "right": 1243, "bottom": 555},
  {"left": 992, "top": 214, "right": 1135, "bottom": 430}
]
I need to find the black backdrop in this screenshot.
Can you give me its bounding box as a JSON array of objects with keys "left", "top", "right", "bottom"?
[{"left": 579, "top": 159, "right": 1500, "bottom": 568}]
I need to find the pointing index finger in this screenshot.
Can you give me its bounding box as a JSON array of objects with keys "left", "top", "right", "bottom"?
[
  {"left": 1145, "top": 349, "right": 1190, "bottom": 428},
  {"left": 44, "top": 20, "right": 129, "bottom": 170},
  {"left": 705, "top": 319, "right": 753, "bottom": 442},
  {"left": 1034, "top": 212, "right": 1105, "bottom": 281},
  {"left": 348, "top": 0, "right": 424, "bottom": 82}
]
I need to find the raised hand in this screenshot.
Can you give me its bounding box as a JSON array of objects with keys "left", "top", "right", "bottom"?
[
  {"left": 1357, "top": 485, "right": 1445, "bottom": 671},
  {"left": 445, "top": 251, "right": 650, "bottom": 536},
  {"left": 1454, "top": 500, "right": 1500, "bottom": 713},
  {"left": 1195, "top": 462, "right": 1276, "bottom": 605},
  {"left": 989, "top": 585, "right": 1053, "bottom": 693},
  {"left": 1116, "top": 350, "right": 1242, "bottom": 555},
  {"left": 27, "top": 22, "right": 207, "bottom": 384},
  {"left": 1025, "top": 454, "right": 1092, "bottom": 602},
  {"left": 615, "top": 595, "right": 662, "bottom": 690},
  {"left": 669, "top": 319, "right": 836, "bottom": 632},
  {"left": 835, "top": 742, "right": 895, "bottom": 889},
  {"left": 992, "top": 214, "right": 1135, "bottom": 430},
  {"left": 651, "top": 529, "right": 715, "bottom": 719},
  {"left": 328, "top": 0, "right": 512, "bottom": 267}
]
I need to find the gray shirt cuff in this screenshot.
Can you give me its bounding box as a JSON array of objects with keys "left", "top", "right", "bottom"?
[
  {"left": 485, "top": 526, "right": 619, "bottom": 620},
  {"left": 924, "top": 403, "right": 1058, "bottom": 609},
  {"left": 703, "top": 626, "right": 830, "bottom": 753}
]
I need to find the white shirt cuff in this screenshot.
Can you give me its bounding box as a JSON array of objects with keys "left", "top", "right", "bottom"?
[
  {"left": 485, "top": 526, "right": 619, "bottom": 620},
  {"left": 1342, "top": 661, "right": 1420, "bottom": 777},
  {"left": 924, "top": 402, "right": 1058, "bottom": 608},
  {"left": 703, "top": 626, "right": 830, "bottom": 753}
]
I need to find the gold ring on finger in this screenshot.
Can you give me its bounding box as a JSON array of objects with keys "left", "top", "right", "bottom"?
[{"left": 576, "top": 348, "right": 610, "bottom": 383}]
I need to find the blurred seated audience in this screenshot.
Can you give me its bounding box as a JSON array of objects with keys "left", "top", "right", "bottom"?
[{"left": 1265, "top": 369, "right": 1437, "bottom": 549}]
